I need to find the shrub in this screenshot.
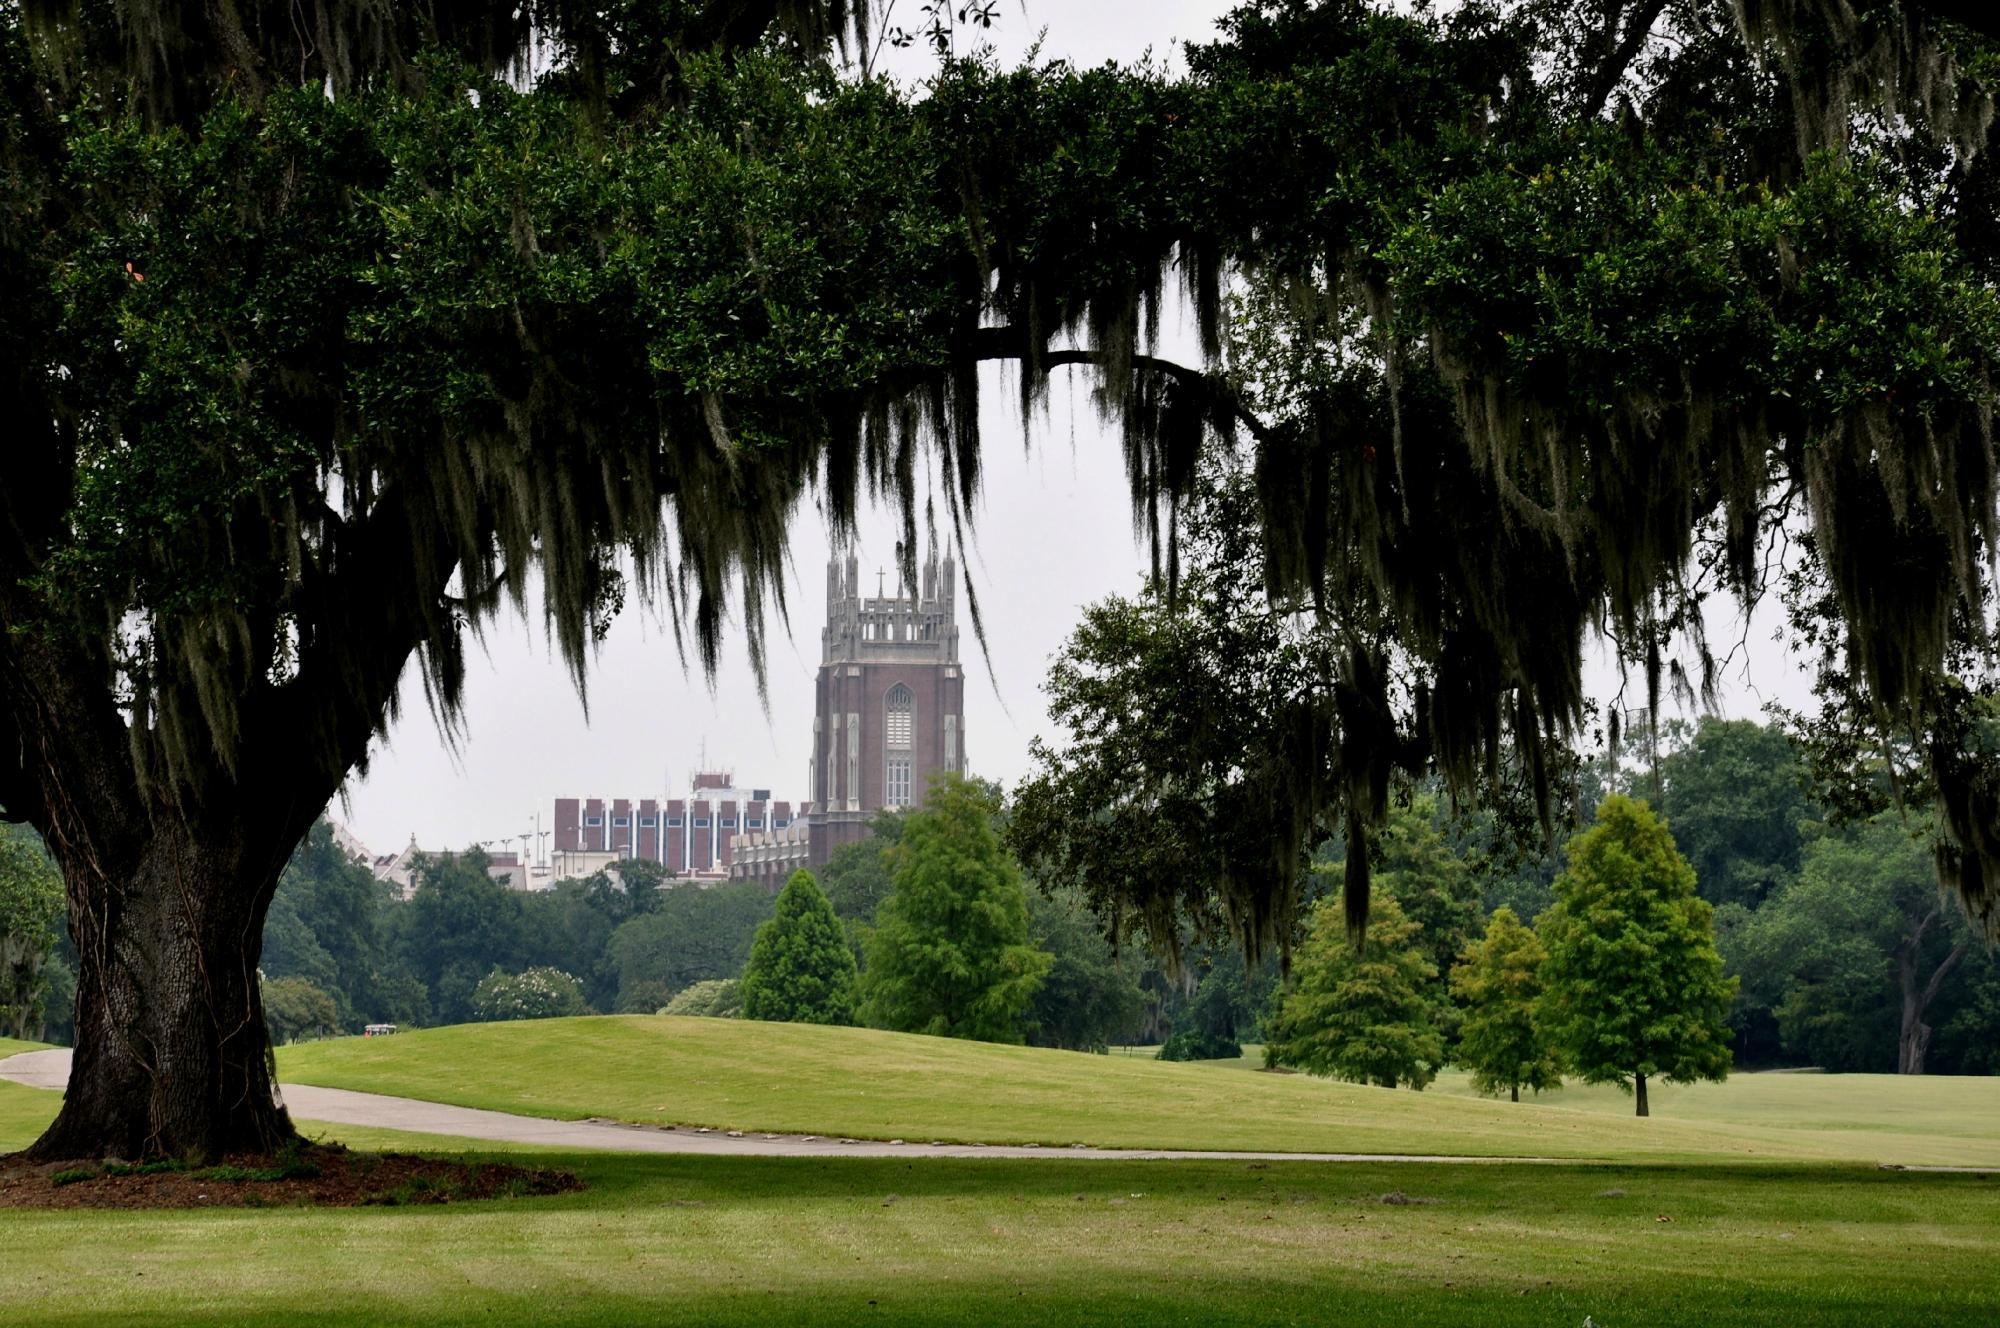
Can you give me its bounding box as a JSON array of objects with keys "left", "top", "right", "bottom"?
[
  {"left": 263, "top": 975, "right": 343, "bottom": 1044},
  {"left": 662, "top": 978, "right": 743, "bottom": 1018},
  {"left": 1156, "top": 1029, "right": 1242, "bottom": 1062},
  {"left": 470, "top": 966, "right": 591, "bottom": 1022}
]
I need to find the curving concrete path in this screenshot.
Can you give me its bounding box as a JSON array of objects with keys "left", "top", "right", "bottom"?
[{"left": 0, "top": 1048, "right": 1543, "bottom": 1163}]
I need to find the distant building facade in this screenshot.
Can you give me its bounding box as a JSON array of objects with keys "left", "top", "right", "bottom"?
[
  {"left": 552, "top": 774, "right": 796, "bottom": 882},
  {"left": 805, "top": 545, "right": 964, "bottom": 868},
  {"left": 368, "top": 836, "right": 535, "bottom": 899},
  {"left": 727, "top": 819, "right": 813, "bottom": 891}
]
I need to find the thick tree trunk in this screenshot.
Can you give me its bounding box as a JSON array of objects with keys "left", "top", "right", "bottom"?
[
  {"left": 1510, "top": 1084, "right": 1519, "bottom": 1103},
  {"left": 1634, "top": 1072, "right": 1649, "bottom": 1117},
  {"left": 25, "top": 814, "right": 297, "bottom": 1162}
]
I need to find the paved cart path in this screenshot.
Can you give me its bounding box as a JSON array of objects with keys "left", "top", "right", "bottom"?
[{"left": 2, "top": 1048, "right": 1551, "bottom": 1163}]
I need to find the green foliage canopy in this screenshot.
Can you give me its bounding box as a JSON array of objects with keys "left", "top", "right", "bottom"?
[
  {"left": 609, "top": 881, "right": 775, "bottom": 1005},
  {"left": 1265, "top": 894, "right": 1444, "bottom": 1089},
  {"left": 1659, "top": 719, "right": 1812, "bottom": 909},
  {"left": 261, "top": 975, "right": 343, "bottom": 1044},
  {"left": 1732, "top": 816, "right": 1975, "bottom": 1073},
  {"left": 1020, "top": 886, "right": 1146, "bottom": 1052}
]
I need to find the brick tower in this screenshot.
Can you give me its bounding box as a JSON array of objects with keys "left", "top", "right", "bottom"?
[{"left": 806, "top": 544, "right": 965, "bottom": 866}]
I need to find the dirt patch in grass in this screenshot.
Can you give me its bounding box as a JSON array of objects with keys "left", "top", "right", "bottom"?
[{"left": 0, "top": 1144, "right": 580, "bottom": 1210}]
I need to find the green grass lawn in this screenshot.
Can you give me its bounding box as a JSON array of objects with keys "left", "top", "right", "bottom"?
[
  {"left": 280, "top": 1016, "right": 2000, "bottom": 1167},
  {"left": 10, "top": 1029, "right": 2000, "bottom": 1325},
  {"left": 1428, "top": 1067, "right": 2000, "bottom": 1146},
  {"left": 0, "top": 1038, "right": 51, "bottom": 1059},
  {"left": 0, "top": 1131, "right": 1994, "bottom": 1326}
]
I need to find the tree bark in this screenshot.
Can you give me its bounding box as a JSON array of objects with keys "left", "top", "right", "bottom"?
[
  {"left": 1510, "top": 1084, "right": 1519, "bottom": 1103},
  {"left": 1634, "top": 1072, "right": 1649, "bottom": 1117},
  {"left": 25, "top": 805, "right": 304, "bottom": 1162},
  {"left": 1, "top": 545, "right": 330, "bottom": 1161}
]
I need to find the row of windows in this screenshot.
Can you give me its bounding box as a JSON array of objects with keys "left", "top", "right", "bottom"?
[
  {"left": 860, "top": 622, "right": 942, "bottom": 641},
  {"left": 586, "top": 814, "right": 784, "bottom": 829}
]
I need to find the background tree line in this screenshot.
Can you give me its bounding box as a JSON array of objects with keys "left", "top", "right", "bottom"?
[
  {"left": 8, "top": 723, "right": 1987, "bottom": 1079},
  {"left": 7, "top": 700, "right": 1992, "bottom": 1088}
]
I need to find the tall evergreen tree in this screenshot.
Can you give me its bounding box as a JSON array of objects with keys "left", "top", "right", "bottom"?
[
  {"left": 1450, "top": 907, "right": 1561, "bottom": 1102},
  {"left": 861, "top": 776, "right": 1049, "bottom": 1042},
  {"left": 742, "top": 871, "right": 858, "bottom": 1026},
  {"left": 1538, "top": 796, "right": 1735, "bottom": 1116},
  {"left": 1265, "top": 895, "right": 1443, "bottom": 1090}
]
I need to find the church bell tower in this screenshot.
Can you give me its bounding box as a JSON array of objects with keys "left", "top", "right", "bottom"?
[{"left": 806, "top": 542, "right": 965, "bottom": 866}]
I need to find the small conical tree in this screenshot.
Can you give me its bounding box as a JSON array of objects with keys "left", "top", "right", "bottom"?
[
  {"left": 741, "top": 871, "right": 858, "bottom": 1026},
  {"left": 1538, "top": 796, "right": 1736, "bottom": 1116},
  {"left": 860, "top": 775, "right": 1050, "bottom": 1042},
  {"left": 1265, "top": 894, "right": 1444, "bottom": 1089},
  {"left": 1450, "top": 907, "right": 1562, "bottom": 1102}
]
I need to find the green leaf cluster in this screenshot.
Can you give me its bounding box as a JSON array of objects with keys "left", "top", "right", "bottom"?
[{"left": 1449, "top": 907, "right": 1561, "bottom": 1101}]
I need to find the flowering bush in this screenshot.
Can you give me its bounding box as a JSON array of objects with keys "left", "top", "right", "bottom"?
[{"left": 471, "top": 966, "right": 592, "bottom": 1022}]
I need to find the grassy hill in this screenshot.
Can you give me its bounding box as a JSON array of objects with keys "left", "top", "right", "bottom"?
[{"left": 278, "top": 1016, "right": 2000, "bottom": 1167}]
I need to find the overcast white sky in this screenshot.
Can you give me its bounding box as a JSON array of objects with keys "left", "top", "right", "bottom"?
[{"left": 335, "top": 0, "right": 1814, "bottom": 859}]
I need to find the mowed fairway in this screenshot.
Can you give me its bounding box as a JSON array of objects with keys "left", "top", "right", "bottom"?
[
  {"left": 279, "top": 1016, "right": 2000, "bottom": 1167},
  {"left": 0, "top": 1098, "right": 1996, "bottom": 1327},
  {"left": 7, "top": 1029, "right": 2000, "bottom": 1325}
]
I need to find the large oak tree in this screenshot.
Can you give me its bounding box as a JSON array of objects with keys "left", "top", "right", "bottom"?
[{"left": 3, "top": 0, "right": 1998, "bottom": 1160}]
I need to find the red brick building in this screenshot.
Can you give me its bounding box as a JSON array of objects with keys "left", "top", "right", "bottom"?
[
  {"left": 806, "top": 544, "right": 964, "bottom": 867},
  {"left": 551, "top": 775, "right": 795, "bottom": 882}
]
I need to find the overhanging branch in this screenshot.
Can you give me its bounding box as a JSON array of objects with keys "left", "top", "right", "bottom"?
[
  {"left": 1578, "top": 0, "right": 1670, "bottom": 120},
  {"left": 969, "top": 326, "right": 1279, "bottom": 447}
]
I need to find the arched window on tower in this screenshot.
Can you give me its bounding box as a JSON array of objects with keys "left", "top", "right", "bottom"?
[{"left": 885, "top": 683, "right": 914, "bottom": 808}]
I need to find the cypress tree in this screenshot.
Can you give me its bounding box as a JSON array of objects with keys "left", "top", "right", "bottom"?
[
  {"left": 1450, "top": 907, "right": 1562, "bottom": 1102},
  {"left": 860, "top": 776, "right": 1049, "bottom": 1043},
  {"left": 1265, "top": 894, "right": 1443, "bottom": 1090},
  {"left": 1538, "top": 796, "right": 1736, "bottom": 1116},
  {"left": 741, "top": 871, "right": 858, "bottom": 1026}
]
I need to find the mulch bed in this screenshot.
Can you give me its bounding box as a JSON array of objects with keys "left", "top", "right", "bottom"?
[{"left": 0, "top": 1144, "right": 581, "bottom": 1210}]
